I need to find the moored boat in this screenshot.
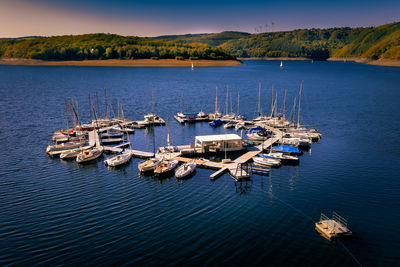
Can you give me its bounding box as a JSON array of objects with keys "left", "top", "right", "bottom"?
[
  {"left": 175, "top": 161, "right": 197, "bottom": 179},
  {"left": 209, "top": 119, "right": 223, "bottom": 127},
  {"left": 138, "top": 157, "right": 162, "bottom": 173},
  {"left": 260, "top": 152, "right": 299, "bottom": 164},
  {"left": 104, "top": 150, "right": 132, "bottom": 167},
  {"left": 76, "top": 147, "right": 103, "bottom": 163},
  {"left": 253, "top": 156, "right": 281, "bottom": 167},
  {"left": 154, "top": 159, "right": 179, "bottom": 177}
]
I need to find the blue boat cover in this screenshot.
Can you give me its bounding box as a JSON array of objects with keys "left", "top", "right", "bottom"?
[
  {"left": 248, "top": 126, "right": 267, "bottom": 132},
  {"left": 272, "top": 145, "right": 301, "bottom": 154}
]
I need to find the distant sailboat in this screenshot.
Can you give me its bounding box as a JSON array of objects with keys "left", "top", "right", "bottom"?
[
  {"left": 191, "top": 62, "right": 194, "bottom": 70},
  {"left": 280, "top": 61, "right": 283, "bottom": 68}
]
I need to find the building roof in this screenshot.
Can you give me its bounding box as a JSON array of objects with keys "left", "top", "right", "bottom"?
[{"left": 195, "top": 134, "right": 242, "bottom": 142}]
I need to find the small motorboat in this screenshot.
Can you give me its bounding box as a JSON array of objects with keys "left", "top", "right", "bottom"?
[
  {"left": 101, "top": 130, "right": 123, "bottom": 139},
  {"left": 138, "top": 157, "right": 162, "bottom": 173},
  {"left": 154, "top": 159, "right": 179, "bottom": 177},
  {"left": 253, "top": 156, "right": 281, "bottom": 167},
  {"left": 271, "top": 144, "right": 303, "bottom": 155},
  {"left": 60, "top": 146, "right": 91, "bottom": 159},
  {"left": 175, "top": 161, "right": 197, "bottom": 179},
  {"left": 223, "top": 121, "right": 237, "bottom": 129},
  {"left": 260, "top": 152, "right": 299, "bottom": 164},
  {"left": 46, "top": 138, "right": 86, "bottom": 154},
  {"left": 197, "top": 111, "right": 207, "bottom": 118},
  {"left": 104, "top": 150, "right": 132, "bottom": 167},
  {"left": 76, "top": 147, "right": 103, "bottom": 163},
  {"left": 209, "top": 119, "right": 223, "bottom": 127}
]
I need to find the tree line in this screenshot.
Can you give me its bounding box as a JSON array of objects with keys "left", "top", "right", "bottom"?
[{"left": 0, "top": 33, "right": 235, "bottom": 60}]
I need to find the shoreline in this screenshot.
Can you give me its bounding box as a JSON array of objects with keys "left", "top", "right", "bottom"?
[
  {"left": 0, "top": 58, "right": 243, "bottom": 67},
  {"left": 239, "top": 56, "right": 400, "bottom": 67}
]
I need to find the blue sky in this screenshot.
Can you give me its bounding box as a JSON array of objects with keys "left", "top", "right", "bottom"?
[{"left": 0, "top": 0, "right": 399, "bottom": 37}]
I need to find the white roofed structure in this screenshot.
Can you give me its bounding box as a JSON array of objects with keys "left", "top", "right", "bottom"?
[{"left": 195, "top": 134, "right": 242, "bottom": 153}]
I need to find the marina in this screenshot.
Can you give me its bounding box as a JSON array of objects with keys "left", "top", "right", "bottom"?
[
  {"left": 2, "top": 60, "right": 399, "bottom": 266},
  {"left": 46, "top": 83, "right": 321, "bottom": 183}
]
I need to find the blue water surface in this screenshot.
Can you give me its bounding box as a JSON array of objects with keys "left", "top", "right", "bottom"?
[{"left": 0, "top": 61, "right": 399, "bottom": 266}]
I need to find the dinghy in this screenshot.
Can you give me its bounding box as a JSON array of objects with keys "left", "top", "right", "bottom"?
[
  {"left": 76, "top": 147, "right": 103, "bottom": 163},
  {"left": 60, "top": 146, "right": 91, "bottom": 159},
  {"left": 154, "top": 159, "right": 179, "bottom": 177},
  {"left": 253, "top": 156, "right": 281, "bottom": 167},
  {"left": 138, "top": 157, "right": 162, "bottom": 173},
  {"left": 260, "top": 152, "right": 299, "bottom": 164},
  {"left": 104, "top": 150, "right": 132, "bottom": 167},
  {"left": 175, "top": 161, "right": 197, "bottom": 179}
]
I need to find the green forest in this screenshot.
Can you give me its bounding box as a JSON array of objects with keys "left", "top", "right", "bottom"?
[
  {"left": 0, "top": 34, "right": 234, "bottom": 60},
  {"left": 0, "top": 22, "right": 399, "bottom": 61}
]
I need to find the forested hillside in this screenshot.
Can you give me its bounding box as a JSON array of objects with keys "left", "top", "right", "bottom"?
[
  {"left": 0, "top": 33, "right": 234, "bottom": 60},
  {"left": 220, "top": 22, "right": 400, "bottom": 60},
  {"left": 153, "top": 31, "right": 250, "bottom": 46},
  {"left": 1, "top": 22, "right": 399, "bottom": 62}
]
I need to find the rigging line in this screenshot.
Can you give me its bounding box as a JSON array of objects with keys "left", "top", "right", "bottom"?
[
  {"left": 259, "top": 186, "right": 362, "bottom": 266},
  {"left": 338, "top": 240, "right": 363, "bottom": 267}
]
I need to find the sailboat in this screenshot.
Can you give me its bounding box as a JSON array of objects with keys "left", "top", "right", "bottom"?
[
  {"left": 235, "top": 91, "right": 246, "bottom": 121},
  {"left": 104, "top": 124, "right": 133, "bottom": 167},
  {"left": 280, "top": 61, "right": 283, "bottom": 68},
  {"left": 191, "top": 62, "right": 194, "bottom": 70},
  {"left": 144, "top": 88, "right": 165, "bottom": 125},
  {"left": 76, "top": 145, "right": 104, "bottom": 163},
  {"left": 222, "top": 86, "right": 235, "bottom": 120},
  {"left": 253, "top": 83, "right": 268, "bottom": 121},
  {"left": 175, "top": 161, "right": 196, "bottom": 179},
  {"left": 212, "top": 87, "right": 222, "bottom": 119},
  {"left": 154, "top": 118, "right": 178, "bottom": 177}
]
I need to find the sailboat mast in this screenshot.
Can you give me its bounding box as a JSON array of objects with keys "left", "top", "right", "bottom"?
[
  {"left": 258, "top": 83, "right": 261, "bottom": 115},
  {"left": 225, "top": 85, "right": 228, "bottom": 115},
  {"left": 230, "top": 91, "right": 233, "bottom": 114},
  {"left": 297, "top": 82, "right": 303, "bottom": 128},
  {"left": 283, "top": 88, "right": 287, "bottom": 120},
  {"left": 152, "top": 88, "right": 155, "bottom": 115},
  {"left": 65, "top": 99, "right": 69, "bottom": 130},
  {"left": 215, "top": 87, "right": 218, "bottom": 114},
  {"left": 104, "top": 88, "right": 108, "bottom": 120},
  {"left": 237, "top": 92, "right": 240, "bottom": 115},
  {"left": 181, "top": 90, "right": 184, "bottom": 114},
  {"left": 270, "top": 85, "right": 274, "bottom": 117},
  {"left": 167, "top": 117, "right": 171, "bottom": 159},
  {"left": 89, "top": 94, "right": 92, "bottom": 122},
  {"left": 96, "top": 92, "right": 100, "bottom": 119}
]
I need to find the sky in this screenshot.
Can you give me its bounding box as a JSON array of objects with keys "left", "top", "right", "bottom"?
[{"left": 0, "top": 0, "right": 399, "bottom": 37}]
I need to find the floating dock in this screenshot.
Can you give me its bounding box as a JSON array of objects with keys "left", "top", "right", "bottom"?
[{"left": 315, "top": 212, "right": 352, "bottom": 240}]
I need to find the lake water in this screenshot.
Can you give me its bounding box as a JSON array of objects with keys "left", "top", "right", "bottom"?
[{"left": 0, "top": 61, "right": 399, "bottom": 266}]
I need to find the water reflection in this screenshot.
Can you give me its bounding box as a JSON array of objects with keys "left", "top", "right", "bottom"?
[{"left": 234, "top": 180, "right": 252, "bottom": 194}]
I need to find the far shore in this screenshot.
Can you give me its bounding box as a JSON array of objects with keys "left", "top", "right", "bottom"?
[
  {"left": 239, "top": 56, "right": 400, "bottom": 67},
  {"left": 327, "top": 57, "right": 400, "bottom": 67},
  {"left": 0, "top": 58, "right": 242, "bottom": 67}
]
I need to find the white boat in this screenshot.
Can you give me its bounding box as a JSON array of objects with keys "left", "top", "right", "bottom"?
[
  {"left": 175, "top": 161, "right": 196, "bottom": 179},
  {"left": 280, "top": 61, "right": 283, "bottom": 68},
  {"left": 138, "top": 157, "right": 162, "bottom": 173},
  {"left": 235, "top": 122, "right": 246, "bottom": 131},
  {"left": 253, "top": 156, "right": 281, "bottom": 167},
  {"left": 153, "top": 117, "right": 178, "bottom": 177},
  {"left": 101, "top": 137, "right": 123, "bottom": 144},
  {"left": 104, "top": 150, "right": 132, "bottom": 167},
  {"left": 46, "top": 138, "right": 86, "bottom": 154},
  {"left": 197, "top": 111, "right": 207, "bottom": 118},
  {"left": 60, "top": 146, "right": 91, "bottom": 159},
  {"left": 246, "top": 131, "right": 271, "bottom": 141},
  {"left": 154, "top": 159, "right": 179, "bottom": 177},
  {"left": 223, "top": 121, "right": 237, "bottom": 129},
  {"left": 262, "top": 152, "right": 299, "bottom": 164},
  {"left": 76, "top": 147, "right": 103, "bottom": 163}
]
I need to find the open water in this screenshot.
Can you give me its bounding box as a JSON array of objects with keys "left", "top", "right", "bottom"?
[{"left": 0, "top": 61, "right": 399, "bottom": 266}]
